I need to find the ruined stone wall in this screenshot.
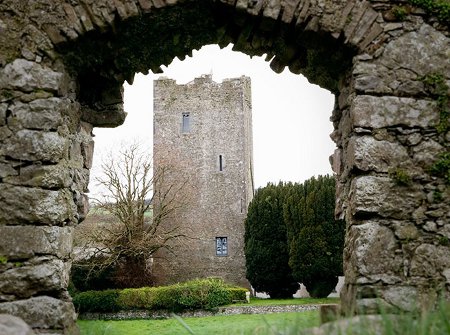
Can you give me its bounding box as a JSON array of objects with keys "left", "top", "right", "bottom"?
[
  {"left": 0, "top": 0, "right": 449, "bottom": 333},
  {"left": 152, "top": 75, "right": 253, "bottom": 288},
  {"left": 0, "top": 60, "right": 93, "bottom": 333},
  {"left": 331, "top": 19, "right": 450, "bottom": 314}
]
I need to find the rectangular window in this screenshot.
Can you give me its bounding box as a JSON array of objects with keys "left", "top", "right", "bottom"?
[
  {"left": 219, "top": 155, "right": 223, "bottom": 171},
  {"left": 216, "top": 237, "right": 228, "bottom": 256},
  {"left": 182, "top": 112, "right": 190, "bottom": 133}
]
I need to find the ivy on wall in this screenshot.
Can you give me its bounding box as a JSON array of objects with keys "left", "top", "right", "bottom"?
[
  {"left": 420, "top": 73, "right": 450, "bottom": 186},
  {"left": 408, "top": 0, "right": 450, "bottom": 23},
  {"left": 421, "top": 73, "right": 449, "bottom": 134}
]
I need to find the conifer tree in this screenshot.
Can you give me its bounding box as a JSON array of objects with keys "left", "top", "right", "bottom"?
[
  {"left": 244, "top": 182, "right": 299, "bottom": 298},
  {"left": 284, "top": 175, "right": 345, "bottom": 298}
]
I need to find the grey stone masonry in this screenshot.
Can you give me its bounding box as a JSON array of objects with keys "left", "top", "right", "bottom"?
[
  {"left": 0, "top": 0, "right": 449, "bottom": 333},
  {"left": 152, "top": 75, "right": 253, "bottom": 289}
]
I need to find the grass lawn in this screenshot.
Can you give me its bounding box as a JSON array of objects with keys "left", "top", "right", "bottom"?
[{"left": 78, "top": 310, "right": 320, "bottom": 335}]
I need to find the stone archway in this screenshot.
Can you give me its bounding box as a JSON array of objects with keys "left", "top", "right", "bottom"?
[{"left": 0, "top": 0, "right": 448, "bottom": 333}]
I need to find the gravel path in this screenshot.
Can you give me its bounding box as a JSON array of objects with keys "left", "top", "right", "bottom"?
[{"left": 80, "top": 304, "right": 322, "bottom": 320}]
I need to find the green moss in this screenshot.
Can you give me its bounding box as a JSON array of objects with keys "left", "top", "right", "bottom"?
[
  {"left": 0, "top": 89, "right": 14, "bottom": 101},
  {"left": 389, "top": 168, "right": 412, "bottom": 186},
  {"left": 0, "top": 255, "right": 7, "bottom": 264},
  {"left": 421, "top": 73, "right": 449, "bottom": 134},
  {"left": 346, "top": 14, "right": 353, "bottom": 24},
  {"left": 439, "top": 235, "right": 450, "bottom": 246},
  {"left": 408, "top": 0, "right": 450, "bottom": 23},
  {"left": 393, "top": 6, "right": 408, "bottom": 20},
  {"left": 430, "top": 152, "right": 450, "bottom": 185},
  {"left": 433, "top": 190, "right": 443, "bottom": 202}
]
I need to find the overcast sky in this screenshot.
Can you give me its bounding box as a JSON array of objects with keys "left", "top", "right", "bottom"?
[{"left": 89, "top": 44, "right": 335, "bottom": 197}]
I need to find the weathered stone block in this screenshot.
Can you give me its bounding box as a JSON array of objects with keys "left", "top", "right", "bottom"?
[
  {"left": 412, "top": 139, "right": 444, "bottom": 170},
  {"left": 0, "top": 314, "right": 35, "bottom": 335},
  {"left": 69, "top": 140, "right": 82, "bottom": 166},
  {"left": 443, "top": 269, "right": 450, "bottom": 285},
  {"left": 0, "top": 185, "right": 76, "bottom": 225},
  {"left": 381, "top": 286, "right": 418, "bottom": 312},
  {"left": 350, "top": 176, "right": 424, "bottom": 219},
  {"left": 4, "top": 163, "right": 71, "bottom": 189},
  {"left": 351, "top": 95, "right": 439, "bottom": 129},
  {"left": 281, "top": 0, "right": 301, "bottom": 23},
  {"left": 0, "top": 163, "right": 17, "bottom": 179},
  {"left": 71, "top": 168, "right": 90, "bottom": 193},
  {"left": 0, "top": 103, "right": 6, "bottom": 126},
  {"left": 138, "top": 0, "right": 153, "bottom": 12},
  {"left": 81, "top": 139, "right": 94, "bottom": 169},
  {"left": 0, "top": 59, "right": 64, "bottom": 93},
  {"left": 0, "top": 296, "right": 76, "bottom": 330},
  {"left": 81, "top": 105, "right": 126, "bottom": 128},
  {"left": 1, "top": 129, "right": 68, "bottom": 163},
  {"left": 8, "top": 98, "right": 67, "bottom": 131},
  {"left": 345, "top": 221, "right": 402, "bottom": 284},
  {"left": 62, "top": 3, "right": 84, "bottom": 34},
  {"left": 392, "top": 221, "right": 419, "bottom": 240},
  {"left": 74, "top": 5, "right": 94, "bottom": 32},
  {"left": 0, "top": 126, "right": 13, "bottom": 141},
  {"left": 439, "top": 224, "right": 450, "bottom": 239},
  {"left": 353, "top": 298, "right": 394, "bottom": 315},
  {"left": 353, "top": 70, "right": 390, "bottom": 93},
  {"left": 73, "top": 191, "right": 89, "bottom": 223},
  {"left": 262, "top": 0, "right": 281, "bottom": 20},
  {"left": 410, "top": 244, "right": 450, "bottom": 278},
  {"left": 380, "top": 24, "right": 450, "bottom": 77},
  {"left": 0, "top": 258, "right": 70, "bottom": 299},
  {"left": 354, "top": 24, "right": 449, "bottom": 95},
  {"left": 0, "top": 226, "right": 73, "bottom": 259},
  {"left": 346, "top": 135, "right": 411, "bottom": 173},
  {"left": 330, "top": 148, "right": 342, "bottom": 175}
]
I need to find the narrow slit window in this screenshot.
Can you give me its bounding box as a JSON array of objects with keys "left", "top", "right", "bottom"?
[
  {"left": 219, "top": 155, "right": 223, "bottom": 171},
  {"left": 182, "top": 112, "right": 190, "bottom": 133},
  {"left": 216, "top": 237, "right": 228, "bottom": 256}
]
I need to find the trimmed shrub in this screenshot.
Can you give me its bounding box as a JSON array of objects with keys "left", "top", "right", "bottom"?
[
  {"left": 186, "top": 277, "right": 230, "bottom": 310},
  {"left": 72, "top": 278, "right": 249, "bottom": 313},
  {"left": 228, "top": 287, "right": 248, "bottom": 302},
  {"left": 118, "top": 287, "right": 156, "bottom": 310},
  {"left": 73, "top": 289, "right": 121, "bottom": 313}
]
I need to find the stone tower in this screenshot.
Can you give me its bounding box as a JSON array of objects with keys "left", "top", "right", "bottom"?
[{"left": 152, "top": 74, "right": 254, "bottom": 288}]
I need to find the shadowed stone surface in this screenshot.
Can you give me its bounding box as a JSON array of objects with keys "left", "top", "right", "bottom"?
[
  {"left": 302, "top": 314, "right": 407, "bottom": 335},
  {"left": 0, "top": 296, "right": 76, "bottom": 330},
  {"left": 0, "top": 314, "right": 35, "bottom": 335}
]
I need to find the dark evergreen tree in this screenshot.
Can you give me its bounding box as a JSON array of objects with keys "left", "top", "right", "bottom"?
[
  {"left": 284, "top": 175, "right": 345, "bottom": 298},
  {"left": 244, "top": 182, "right": 299, "bottom": 298}
]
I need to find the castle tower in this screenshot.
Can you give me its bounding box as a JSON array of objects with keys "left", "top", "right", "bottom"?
[{"left": 152, "top": 74, "right": 253, "bottom": 288}]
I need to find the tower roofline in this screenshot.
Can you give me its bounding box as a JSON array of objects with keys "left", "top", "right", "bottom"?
[{"left": 154, "top": 74, "right": 250, "bottom": 86}]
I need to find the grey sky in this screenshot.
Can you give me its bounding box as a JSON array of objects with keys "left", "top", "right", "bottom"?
[{"left": 89, "top": 44, "right": 335, "bottom": 197}]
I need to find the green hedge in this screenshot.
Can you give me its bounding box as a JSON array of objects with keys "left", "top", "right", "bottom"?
[
  {"left": 73, "top": 278, "right": 248, "bottom": 313},
  {"left": 72, "top": 289, "right": 121, "bottom": 313}
]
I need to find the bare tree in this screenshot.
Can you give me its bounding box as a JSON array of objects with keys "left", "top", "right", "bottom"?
[{"left": 75, "top": 142, "right": 190, "bottom": 287}]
